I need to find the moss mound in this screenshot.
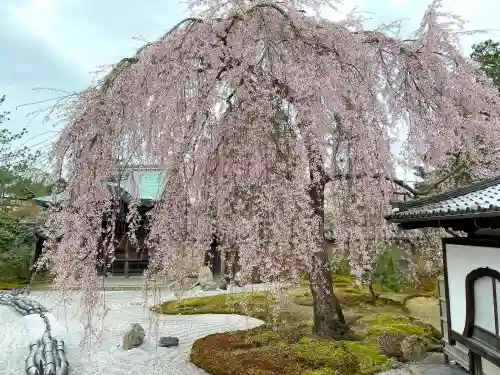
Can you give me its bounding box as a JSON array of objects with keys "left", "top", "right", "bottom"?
[
  {"left": 153, "top": 292, "right": 272, "bottom": 319},
  {"left": 359, "top": 313, "right": 442, "bottom": 345},
  {"left": 401, "top": 278, "right": 438, "bottom": 301},
  {"left": 153, "top": 291, "right": 307, "bottom": 323},
  {"left": 293, "top": 286, "right": 403, "bottom": 308},
  {"left": 191, "top": 325, "right": 392, "bottom": 375},
  {"left": 0, "top": 278, "right": 29, "bottom": 290}
]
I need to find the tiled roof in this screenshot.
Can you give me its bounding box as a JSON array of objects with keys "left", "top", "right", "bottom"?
[
  {"left": 386, "top": 176, "right": 500, "bottom": 223},
  {"left": 33, "top": 193, "right": 65, "bottom": 206},
  {"left": 34, "top": 170, "right": 166, "bottom": 208}
]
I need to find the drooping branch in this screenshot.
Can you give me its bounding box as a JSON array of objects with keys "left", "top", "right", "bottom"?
[
  {"left": 326, "top": 162, "right": 467, "bottom": 199},
  {"left": 95, "top": 2, "right": 421, "bottom": 97},
  {"left": 43, "top": 0, "right": 500, "bottom": 344}
]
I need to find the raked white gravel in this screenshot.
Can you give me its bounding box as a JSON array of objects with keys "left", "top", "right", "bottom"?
[{"left": 0, "top": 286, "right": 266, "bottom": 375}]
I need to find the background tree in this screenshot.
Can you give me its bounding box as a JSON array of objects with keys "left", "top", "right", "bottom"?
[
  {"left": 41, "top": 0, "right": 500, "bottom": 340},
  {"left": 0, "top": 95, "right": 49, "bottom": 202},
  {"left": 0, "top": 95, "right": 52, "bottom": 281},
  {"left": 471, "top": 39, "right": 500, "bottom": 89}
]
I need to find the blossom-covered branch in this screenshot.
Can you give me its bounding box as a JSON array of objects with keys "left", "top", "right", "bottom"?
[
  {"left": 327, "top": 162, "right": 467, "bottom": 199},
  {"left": 41, "top": 0, "right": 500, "bottom": 339}
]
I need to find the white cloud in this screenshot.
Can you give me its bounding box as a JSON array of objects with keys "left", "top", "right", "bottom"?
[
  {"left": 441, "top": 0, "right": 500, "bottom": 53},
  {"left": 6, "top": 0, "right": 109, "bottom": 76},
  {"left": 320, "top": 0, "right": 500, "bottom": 53}
]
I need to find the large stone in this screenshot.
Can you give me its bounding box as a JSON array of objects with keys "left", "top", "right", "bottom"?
[
  {"left": 201, "top": 281, "right": 218, "bottom": 291},
  {"left": 122, "top": 323, "right": 145, "bottom": 350},
  {"left": 376, "top": 332, "right": 407, "bottom": 359},
  {"left": 180, "top": 278, "right": 200, "bottom": 291},
  {"left": 158, "top": 336, "right": 180, "bottom": 348},
  {"left": 197, "top": 266, "right": 214, "bottom": 285},
  {"left": 401, "top": 335, "right": 427, "bottom": 362},
  {"left": 377, "top": 332, "right": 428, "bottom": 362}
]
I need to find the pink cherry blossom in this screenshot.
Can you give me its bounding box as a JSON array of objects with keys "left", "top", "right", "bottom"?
[{"left": 38, "top": 0, "right": 500, "bottom": 339}]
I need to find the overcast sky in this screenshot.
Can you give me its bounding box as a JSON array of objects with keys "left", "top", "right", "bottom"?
[{"left": 1, "top": 0, "right": 499, "bottom": 157}]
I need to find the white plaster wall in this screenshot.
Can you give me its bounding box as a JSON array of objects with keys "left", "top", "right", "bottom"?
[
  {"left": 474, "top": 277, "right": 495, "bottom": 332},
  {"left": 445, "top": 244, "right": 500, "bottom": 333},
  {"left": 481, "top": 358, "right": 500, "bottom": 375}
]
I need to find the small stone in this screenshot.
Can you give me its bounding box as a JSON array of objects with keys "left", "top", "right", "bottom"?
[
  {"left": 391, "top": 361, "right": 403, "bottom": 369},
  {"left": 158, "top": 336, "right": 180, "bottom": 348},
  {"left": 122, "top": 323, "right": 145, "bottom": 350},
  {"left": 219, "top": 278, "right": 228, "bottom": 290},
  {"left": 201, "top": 281, "right": 218, "bottom": 291}
]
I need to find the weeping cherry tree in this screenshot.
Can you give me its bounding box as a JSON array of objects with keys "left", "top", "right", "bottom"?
[{"left": 39, "top": 0, "right": 500, "bottom": 339}]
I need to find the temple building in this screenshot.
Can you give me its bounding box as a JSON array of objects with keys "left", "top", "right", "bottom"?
[{"left": 387, "top": 176, "right": 500, "bottom": 375}]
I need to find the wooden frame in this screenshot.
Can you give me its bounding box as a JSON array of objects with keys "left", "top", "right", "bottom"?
[{"left": 443, "top": 237, "right": 500, "bottom": 373}]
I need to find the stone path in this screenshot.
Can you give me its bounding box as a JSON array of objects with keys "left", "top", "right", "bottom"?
[
  {"left": 377, "top": 354, "right": 468, "bottom": 375},
  {"left": 415, "top": 365, "right": 468, "bottom": 375},
  {"left": 0, "top": 287, "right": 266, "bottom": 375}
]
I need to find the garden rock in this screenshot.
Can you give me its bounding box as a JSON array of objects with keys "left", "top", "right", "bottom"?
[
  {"left": 122, "top": 323, "right": 145, "bottom": 350},
  {"left": 376, "top": 332, "right": 428, "bottom": 362},
  {"left": 219, "top": 278, "right": 228, "bottom": 290},
  {"left": 202, "top": 281, "right": 218, "bottom": 291},
  {"left": 158, "top": 336, "right": 180, "bottom": 348},
  {"left": 376, "top": 332, "right": 407, "bottom": 359},
  {"left": 401, "top": 335, "right": 427, "bottom": 362},
  {"left": 180, "top": 278, "right": 200, "bottom": 291}
]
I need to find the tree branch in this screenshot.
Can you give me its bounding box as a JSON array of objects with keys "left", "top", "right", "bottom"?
[
  {"left": 325, "top": 172, "right": 419, "bottom": 197},
  {"left": 326, "top": 162, "right": 466, "bottom": 199}
]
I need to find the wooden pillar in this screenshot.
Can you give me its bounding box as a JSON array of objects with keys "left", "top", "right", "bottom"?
[{"left": 124, "top": 237, "right": 129, "bottom": 278}]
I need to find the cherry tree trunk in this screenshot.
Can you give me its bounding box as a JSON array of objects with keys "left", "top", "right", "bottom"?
[{"left": 308, "top": 181, "right": 348, "bottom": 339}]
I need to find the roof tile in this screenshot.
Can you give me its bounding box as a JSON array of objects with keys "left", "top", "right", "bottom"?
[{"left": 387, "top": 177, "right": 500, "bottom": 222}]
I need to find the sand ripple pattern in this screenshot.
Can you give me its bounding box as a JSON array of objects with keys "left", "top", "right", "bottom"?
[{"left": 0, "top": 290, "right": 264, "bottom": 375}]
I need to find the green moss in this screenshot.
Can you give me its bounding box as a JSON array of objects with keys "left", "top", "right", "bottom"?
[
  {"left": 191, "top": 326, "right": 391, "bottom": 375},
  {"left": 343, "top": 341, "right": 392, "bottom": 373},
  {"left": 366, "top": 323, "right": 426, "bottom": 337},
  {"left": 161, "top": 290, "right": 442, "bottom": 374},
  {"left": 292, "top": 337, "right": 361, "bottom": 374},
  {"left": 293, "top": 287, "right": 404, "bottom": 309},
  {"left": 0, "top": 278, "right": 29, "bottom": 289},
  {"left": 332, "top": 275, "right": 356, "bottom": 287},
  {"left": 153, "top": 292, "right": 276, "bottom": 320},
  {"left": 302, "top": 369, "right": 336, "bottom": 375},
  {"left": 359, "top": 313, "right": 442, "bottom": 344},
  {"left": 359, "top": 313, "right": 412, "bottom": 326},
  {"left": 402, "top": 278, "right": 438, "bottom": 300}
]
